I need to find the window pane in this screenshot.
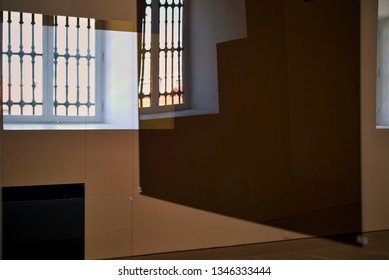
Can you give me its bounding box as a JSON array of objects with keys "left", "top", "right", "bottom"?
[
  {"left": 23, "top": 56, "right": 33, "bottom": 103},
  {"left": 56, "top": 57, "right": 66, "bottom": 104},
  {"left": 159, "top": 50, "right": 166, "bottom": 94},
  {"left": 2, "top": 11, "right": 43, "bottom": 116},
  {"left": 143, "top": 52, "right": 151, "bottom": 96},
  {"left": 11, "top": 105, "right": 21, "bottom": 115},
  {"left": 158, "top": 0, "right": 184, "bottom": 106},
  {"left": 78, "top": 105, "right": 88, "bottom": 116},
  {"left": 173, "top": 50, "right": 179, "bottom": 92},
  {"left": 89, "top": 105, "right": 95, "bottom": 116},
  {"left": 10, "top": 12, "right": 19, "bottom": 53},
  {"left": 138, "top": 0, "right": 184, "bottom": 109},
  {"left": 143, "top": 96, "right": 151, "bottom": 108},
  {"left": 35, "top": 56, "right": 43, "bottom": 103},
  {"left": 166, "top": 6, "right": 172, "bottom": 50},
  {"left": 68, "top": 58, "right": 77, "bottom": 104},
  {"left": 53, "top": 15, "right": 96, "bottom": 116},
  {"left": 166, "top": 50, "right": 172, "bottom": 94},
  {"left": 79, "top": 18, "right": 88, "bottom": 56},
  {"left": 79, "top": 59, "right": 88, "bottom": 103},
  {"left": 57, "top": 105, "right": 66, "bottom": 115},
  {"left": 89, "top": 59, "right": 96, "bottom": 106},
  {"left": 67, "top": 17, "right": 77, "bottom": 55},
  {"left": 34, "top": 14, "right": 43, "bottom": 53},
  {"left": 10, "top": 57, "right": 20, "bottom": 103}
]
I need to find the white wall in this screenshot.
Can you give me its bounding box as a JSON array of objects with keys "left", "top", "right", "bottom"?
[
  {"left": 377, "top": 19, "right": 389, "bottom": 126},
  {"left": 187, "top": 0, "right": 247, "bottom": 115},
  {"left": 362, "top": 0, "right": 389, "bottom": 232},
  {"left": 214, "top": 0, "right": 247, "bottom": 44},
  {"left": 102, "top": 30, "right": 139, "bottom": 128},
  {"left": 379, "top": 0, "right": 389, "bottom": 19},
  {"left": 187, "top": 0, "right": 219, "bottom": 113}
]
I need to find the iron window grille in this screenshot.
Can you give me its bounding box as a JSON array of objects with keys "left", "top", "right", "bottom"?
[
  {"left": 2, "top": 11, "right": 101, "bottom": 123},
  {"left": 139, "top": 0, "right": 186, "bottom": 113}
]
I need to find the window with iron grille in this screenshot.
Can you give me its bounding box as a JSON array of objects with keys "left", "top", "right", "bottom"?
[
  {"left": 2, "top": 11, "right": 101, "bottom": 123},
  {"left": 139, "top": 0, "right": 185, "bottom": 113}
]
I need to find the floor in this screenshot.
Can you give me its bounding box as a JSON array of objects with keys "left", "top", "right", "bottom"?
[{"left": 118, "top": 230, "right": 389, "bottom": 260}]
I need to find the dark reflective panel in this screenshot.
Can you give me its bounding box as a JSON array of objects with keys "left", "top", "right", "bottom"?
[
  {"left": 139, "top": 0, "right": 362, "bottom": 245},
  {"left": 2, "top": 184, "right": 85, "bottom": 260}
]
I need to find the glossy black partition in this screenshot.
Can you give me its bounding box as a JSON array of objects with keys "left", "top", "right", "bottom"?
[
  {"left": 139, "top": 0, "right": 362, "bottom": 244},
  {"left": 2, "top": 184, "right": 85, "bottom": 260}
]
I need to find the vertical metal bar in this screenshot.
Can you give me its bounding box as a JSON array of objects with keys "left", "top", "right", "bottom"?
[
  {"left": 164, "top": 3, "right": 168, "bottom": 105},
  {"left": 171, "top": 4, "right": 175, "bottom": 102},
  {"left": 7, "top": 12, "right": 12, "bottom": 114},
  {"left": 178, "top": 0, "right": 182, "bottom": 103},
  {"left": 19, "top": 12, "right": 24, "bottom": 115},
  {"left": 76, "top": 17, "right": 80, "bottom": 115},
  {"left": 87, "top": 18, "right": 91, "bottom": 115},
  {"left": 65, "top": 16, "right": 69, "bottom": 115},
  {"left": 31, "top": 13, "right": 36, "bottom": 114},
  {"left": 139, "top": 15, "right": 146, "bottom": 107},
  {"left": 147, "top": 2, "right": 153, "bottom": 107},
  {"left": 53, "top": 16, "right": 58, "bottom": 115},
  {"left": 139, "top": 2, "right": 153, "bottom": 108}
]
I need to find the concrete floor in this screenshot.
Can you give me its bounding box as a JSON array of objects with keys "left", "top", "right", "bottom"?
[{"left": 118, "top": 230, "right": 389, "bottom": 260}]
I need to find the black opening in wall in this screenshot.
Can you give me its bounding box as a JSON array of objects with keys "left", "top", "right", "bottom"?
[{"left": 2, "top": 183, "right": 85, "bottom": 260}]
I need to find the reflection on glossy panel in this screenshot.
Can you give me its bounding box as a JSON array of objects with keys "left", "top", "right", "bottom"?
[
  {"left": 139, "top": 0, "right": 362, "bottom": 246},
  {"left": 139, "top": 0, "right": 184, "bottom": 111}
]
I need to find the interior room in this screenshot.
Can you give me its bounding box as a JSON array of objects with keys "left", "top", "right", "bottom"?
[{"left": 1, "top": 0, "right": 389, "bottom": 260}]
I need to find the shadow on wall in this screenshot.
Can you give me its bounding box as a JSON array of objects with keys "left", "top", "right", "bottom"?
[{"left": 139, "top": 0, "right": 361, "bottom": 245}]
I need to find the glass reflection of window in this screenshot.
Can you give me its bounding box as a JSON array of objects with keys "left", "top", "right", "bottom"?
[
  {"left": 139, "top": 0, "right": 184, "bottom": 110},
  {"left": 2, "top": 11, "right": 96, "bottom": 118}
]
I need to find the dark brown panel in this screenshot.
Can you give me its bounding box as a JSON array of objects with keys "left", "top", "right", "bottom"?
[{"left": 140, "top": 0, "right": 361, "bottom": 244}]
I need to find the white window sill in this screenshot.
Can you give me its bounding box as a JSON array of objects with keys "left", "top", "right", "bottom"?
[
  {"left": 140, "top": 108, "right": 219, "bottom": 120},
  {"left": 3, "top": 123, "right": 134, "bottom": 131},
  {"left": 377, "top": 125, "right": 389, "bottom": 129}
]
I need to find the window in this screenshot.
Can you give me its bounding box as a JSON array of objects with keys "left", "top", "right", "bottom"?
[
  {"left": 2, "top": 11, "right": 101, "bottom": 123},
  {"left": 138, "top": 0, "right": 247, "bottom": 120},
  {"left": 138, "top": 0, "right": 186, "bottom": 114},
  {"left": 377, "top": 16, "right": 389, "bottom": 127}
]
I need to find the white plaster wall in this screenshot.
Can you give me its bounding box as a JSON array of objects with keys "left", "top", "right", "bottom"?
[
  {"left": 187, "top": 0, "right": 247, "bottom": 115},
  {"left": 102, "top": 30, "right": 138, "bottom": 128}
]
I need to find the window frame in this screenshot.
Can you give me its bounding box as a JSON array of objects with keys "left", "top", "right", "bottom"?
[
  {"left": 2, "top": 11, "right": 104, "bottom": 124},
  {"left": 139, "top": 0, "right": 189, "bottom": 115},
  {"left": 377, "top": 17, "right": 389, "bottom": 127}
]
